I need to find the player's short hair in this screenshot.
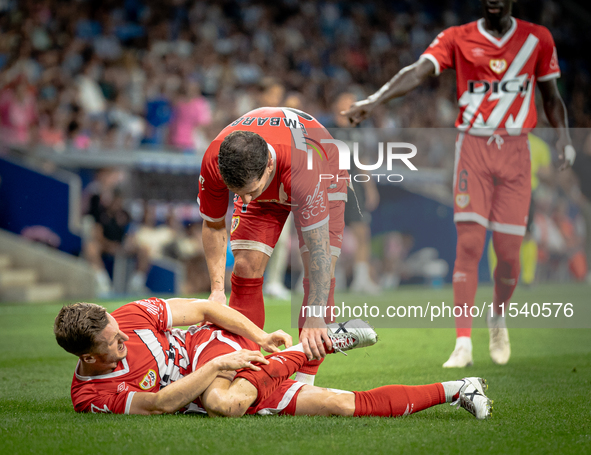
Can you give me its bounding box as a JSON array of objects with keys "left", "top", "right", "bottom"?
[
  {"left": 218, "top": 131, "right": 268, "bottom": 190},
  {"left": 54, "top": 303, "right": 109, "bottom": 356}
]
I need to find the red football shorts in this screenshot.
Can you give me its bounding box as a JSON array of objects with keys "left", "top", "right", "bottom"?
[
  {"left": 186, "top": 325, "right": 305, "bottom": 416},
  {"left": 230, "top": 184, "right": 347, "bottom": 258},
  {"left": 453, "top": 133, "right": 531, "bottom": 236}
]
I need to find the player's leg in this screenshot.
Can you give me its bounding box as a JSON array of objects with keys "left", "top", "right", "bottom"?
[
  {"left": 486, "top": 240, "right": 520, "bottom": 366},
  {"left": 229, "top": 249, "right": 269, "bottom": 334},
  {"left": 202, "top": 346, "right": 309, "bottom": 417},
  {"left": 444, "top": 222, "right": 487, "bottom": 368},
  {"left": 489, "top": 197, "right": 536, "bottom": 285},
  {"left": 291, "top": 378, "right": 491, "bottom": 419},
  {"left": 200, "top": 321, "right": 378, "bottom": 417},
  {"left": 487, "top": 136, "right": 531, "bottom": 365},
  {"left": 294, "top": 199, "right": 344, "bottom": 384},
  {"left": 487, "top": 231, "right": 523, "bottom": 365},
  {"left": 229, "top": 198, "right": 290, "bottom": 330},
  {"left": 491, "top": 230, "right": 523, "bottom": 306},
  {"left": 445, "top": 134, "right": 493, "bottom": 368}
]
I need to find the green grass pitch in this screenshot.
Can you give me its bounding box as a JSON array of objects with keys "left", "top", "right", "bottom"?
[{"left": 0, "top": 283, "right": 590, "bottom": 454}]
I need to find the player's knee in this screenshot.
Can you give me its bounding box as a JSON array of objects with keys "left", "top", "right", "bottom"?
[
  {"left": 456, "top": 239, "right": 486, "bottom": 266},
  {"left": 233, "top": 259, "right": 258, "bottom": 278},
  {"left": 203, "top": 389, "right": 248, "bottom": 418},
  {"left": 493, "top": 241, "right": 521, "bottom": 267},
  {"left": 495, "top": 253, "right": 520, "bottom": 271},
  {"left": 202, "top": 389, "right": 226, "bottom": 417},
  {"left": 233, "top": 254, "right": 266, "bottom": 278},
  {"left": 324, "top": 393, "right": 355, "bottom": 416}
]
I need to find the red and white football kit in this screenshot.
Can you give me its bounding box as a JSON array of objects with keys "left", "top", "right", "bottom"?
[
  {"left": 69, "top": 299, "right": 455, "bottom": 418},
  {"left": 198, "top": 107, "right": 348, "bottom": 258},
  {"left": 70, "top": 298, "right": 306, "bottom": 415},
  {"left": 421, "top": 17, "right": 560, "bottom": 235}
]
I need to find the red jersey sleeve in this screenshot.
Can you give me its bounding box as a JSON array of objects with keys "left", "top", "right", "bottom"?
[
  {"left": 198, "top": 144, "right": 229, "bottom": 222},
  {"left": 535, "top": 26, "right": 560, "bottom": 81},
  {"left": 72, "top": 381, "right": 141, "bottom": 414},
  {"left": 114, "top": 297, "right": 172, "bottom": 332},
  {"left": 421, "top": 26, "right": 457, "bottom": 76},
  {"left": 290, "top": 148, "right": 329, "bottom": 231}
]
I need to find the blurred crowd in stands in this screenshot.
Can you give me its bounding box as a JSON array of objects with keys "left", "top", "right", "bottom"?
[
  {"left": 1, "top": 0, "right": 589, "bottom": 158},
  {"left": 1, "top": 0, "right": 590, "bottom": 289}
]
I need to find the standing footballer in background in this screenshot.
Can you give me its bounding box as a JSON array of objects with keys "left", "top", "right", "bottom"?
[
  {"left": 198, "top": 107, "right": 349, "bottom": 385},
  {"left": 343, "top": 0, "right": 575, "bottom": 367}
]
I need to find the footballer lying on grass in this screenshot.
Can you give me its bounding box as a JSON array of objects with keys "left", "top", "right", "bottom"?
[{"left": 54, "top": 297, "right": 492, "bottom": 419}]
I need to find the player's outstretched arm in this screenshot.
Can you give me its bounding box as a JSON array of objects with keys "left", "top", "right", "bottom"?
[
  {"left": 341, "top": 58, "right": 435, "bottom": 126},
  {"left": 202, "top": 219, "right": 228, "bottom": 304},
  {"left": 129, "top": 349, "right": 268, "bottom": 415},
  {"left": 166, "top": 298, "right": 292, "bottom": 353},
  {"left": 538, "top": 79, "right": 575, "bottom": 170},
  {"left": 300, "top": 222, "right": 332, "bottom": 360}
]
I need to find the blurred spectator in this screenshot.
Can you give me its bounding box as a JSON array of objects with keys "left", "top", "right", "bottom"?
[
  {"left": 76, "top": 61, "right": 106, "bottom": 116},
  {"left": 130, "top": 204, "right": 177, "bottom": 261},
  {"left": 167, "top": 222, "right": 209, "bottom": 294},
  {"left": 107, "top": 93, "right": 145, "bottom": 149},
  {"left": 38, "top": 107, "right": 68, "bottom": 151},
  {"left": 84, "top": 189, "right": 149, "bottom": 296},
  {"left": 0, "top": 76, "right": 37, "bottom": 146},
  {"left": 142, "top": 79, "right": 173, "bottom": 146},
  {"left": 372, "top": 231, "right": 449, "bottom": 289},
  {"left": 168, "top": 79, "right": 211, "bottom": 152}
]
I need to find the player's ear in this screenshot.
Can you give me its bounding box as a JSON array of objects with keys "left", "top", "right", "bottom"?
[
  {"left": 267, "top": 153, "right": 274, "bottom": 171},
  {"left": 80, "top": 353, "right": 97, "bottom": 364}
]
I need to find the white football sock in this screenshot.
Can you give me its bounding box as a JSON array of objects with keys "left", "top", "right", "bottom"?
[
  {"left": 441, "top": 380, "right": 465, "bottom": 402},
  {"left": 488, "top": 310, "right": 506, "bottom": 328},
  {"left": 284, "top": 344, "right": 305, "bottom": 354},
  {"left": 294, "top": 372, "right": 315, "bottom": 386},
  {"left": 455, "top": 336, "right": 472, "bottom": 352}
]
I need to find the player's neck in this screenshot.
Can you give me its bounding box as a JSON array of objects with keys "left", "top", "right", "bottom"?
[
  {"left": 78, "top": 359, "right": 117, "bottom": 377},
  {"left": 483, "top": 15, "right": 513, "bottom": 38}
]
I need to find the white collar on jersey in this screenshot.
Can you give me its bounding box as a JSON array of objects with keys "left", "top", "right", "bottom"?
[
  {"left": 75, "top": 358, "right": 130, "bottom": 381},
  {"left": 477, "top": 17, "right": 517, "bottom": 48},
  {"left": 261, "top": 143, "right": 277, "bottom": 194}
]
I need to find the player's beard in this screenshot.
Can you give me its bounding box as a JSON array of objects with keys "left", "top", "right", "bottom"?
[{"left": 483, "top": 1, "right": 512, "bottom": 27}]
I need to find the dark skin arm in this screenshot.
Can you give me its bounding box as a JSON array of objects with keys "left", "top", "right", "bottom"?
[
  {"left": 538, "top": 79, "right": 574, "bottom": 170},
  {"left": 341, "top": 58, "right": 435, "bottom": 126}
]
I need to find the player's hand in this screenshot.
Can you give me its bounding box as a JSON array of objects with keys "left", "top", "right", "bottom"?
[
  {"left": 215, "top": 349, "right": 269, "bottom": 372},
  {"left": 300, "top": 317, "right": 332, "bottom": 360},
  {"left": 208, "top": 289, "right": 227, "bottom": 306},
  {"left": 341, "top": 98, "right": 377, "bottom": 126},
  {"left": 557, "top": 140, "right": 576, "bottom": 171},
  {"left": 259, "top": 330, "right": 293, "bottom": 353}
]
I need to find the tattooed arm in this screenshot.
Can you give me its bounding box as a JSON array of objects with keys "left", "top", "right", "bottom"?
[
  {"left": 202, "top": 219, "right": 228, "bottom": 305},
  {"left": 300, "top": 221, "right": 333, "bottom": 360}
]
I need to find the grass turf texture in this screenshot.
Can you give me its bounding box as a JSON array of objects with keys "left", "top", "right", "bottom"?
[{"left": 0, "top": 283, "right": 589, "bottom": 454}]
